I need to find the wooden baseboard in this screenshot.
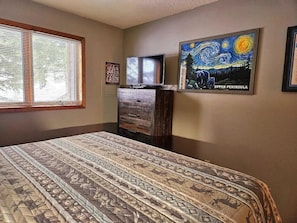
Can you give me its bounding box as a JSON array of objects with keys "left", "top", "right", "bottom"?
[{"left": 0, "top": 123, "right": 118, "bottom": 146}]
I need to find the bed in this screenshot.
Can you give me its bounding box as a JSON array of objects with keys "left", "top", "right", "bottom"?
[{"left": 0, "top": 131, "right": 282, "bottom": 223}]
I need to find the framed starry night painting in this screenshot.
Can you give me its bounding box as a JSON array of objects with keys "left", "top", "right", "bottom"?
[{"left": 177, "top": 28, "right": 260, "bottom": 94}]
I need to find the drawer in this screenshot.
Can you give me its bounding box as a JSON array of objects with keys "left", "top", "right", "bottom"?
[
  {"left": 119, "top": 116, "right": 152, "bottom": 128},
  {"left": 118, "top": 89, "right": 156, "bottom": 105},
  {"left": 118, "top": 101, "right": 154, "bottom": 111},
  {"left": 119, "top": 106, "right": 153, "bottom": 121},
  {"left": 119, "top": 117, "right": 152, "bottom": 135}
]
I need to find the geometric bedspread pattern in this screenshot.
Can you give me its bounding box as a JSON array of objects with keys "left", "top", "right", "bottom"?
[{"left": 0, "top": 131, "right": 282, "bottom": 223}]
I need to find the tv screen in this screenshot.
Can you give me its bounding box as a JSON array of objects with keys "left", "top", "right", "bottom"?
[{"left": 126, "top": 54, "right": 165, "bottom": 86}]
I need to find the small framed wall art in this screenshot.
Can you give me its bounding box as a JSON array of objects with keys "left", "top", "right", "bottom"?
[
  {"left": 178, "top": 28, "right": 260, "bottom": 94},
  {"left": 282, "top": 25, "right": 297, "bottom": 91},
  {"left": 105, "top": 62, "right": 120, "bottom": 84}
]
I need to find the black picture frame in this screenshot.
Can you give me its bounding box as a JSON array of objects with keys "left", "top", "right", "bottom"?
[
  {"left": 177, "top": 29, "right": 260, "bottom": 94},
  {"left": 282, "top": 26, "right": 297, "bottom": 92}
]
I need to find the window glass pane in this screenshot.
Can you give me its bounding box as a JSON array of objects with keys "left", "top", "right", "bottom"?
[
  {"left": 0, "top": 26, "right": 24, "bottom": 102},
  {"left": 126, "top": 57, "right": 139, "bottom": 84},
  {"left": 143, "top": 58, "right": 156, "bottom": 84},
  {"left": 32, "top": 33, "right": 80, "bottom": 103}
]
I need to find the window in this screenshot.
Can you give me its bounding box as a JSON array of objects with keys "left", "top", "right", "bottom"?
[{"left": 0, "top": 19, "right": 85, "bottom": 112}]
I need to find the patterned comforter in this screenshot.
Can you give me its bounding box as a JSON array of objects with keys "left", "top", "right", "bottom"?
[{"left": 0, "top": 131, "right": 282, "bottom": 223}]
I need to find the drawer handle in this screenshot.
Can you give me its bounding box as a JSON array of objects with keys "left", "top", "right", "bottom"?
[{"left": 128, "top": 113, "right": 139, "bottom": 117}]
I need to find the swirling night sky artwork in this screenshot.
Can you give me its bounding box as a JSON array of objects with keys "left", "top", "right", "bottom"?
[{"left": 178, "top": 29, "right": 259, "bottom": 93}]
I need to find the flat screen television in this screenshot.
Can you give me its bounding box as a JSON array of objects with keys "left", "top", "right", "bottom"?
[{"left": 126, "top": 54, "right": 165, "bottom": 86}]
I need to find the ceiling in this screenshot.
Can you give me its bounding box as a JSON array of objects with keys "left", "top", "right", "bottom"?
[{"left": 32, "top": 0, "right": 218, "bottom": 29}]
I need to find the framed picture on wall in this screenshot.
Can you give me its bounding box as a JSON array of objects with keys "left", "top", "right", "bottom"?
[
  {"left": 177, "top": 28, "right": 260, "bottom": 94},
  {"left": 282, "top": 25, "right": 297, "bottom": 91},
  {"left": 105, "top": 62, "right": 120, "bottom": 84}
]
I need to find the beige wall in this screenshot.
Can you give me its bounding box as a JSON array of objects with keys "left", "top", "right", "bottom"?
[
  {"left": 123, "top": 0, "right": 297, "bottom": 222},
  {"left": 0, "top": 0, "right": 122, "bottom": 144}
]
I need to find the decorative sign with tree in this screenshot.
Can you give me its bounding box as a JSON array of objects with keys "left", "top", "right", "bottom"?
[
  {"left": 178, "top": 29, "right": 260, "bottom": 94},
  {"left": 105, "top": 62, "right": 120, "bottom": 85}
]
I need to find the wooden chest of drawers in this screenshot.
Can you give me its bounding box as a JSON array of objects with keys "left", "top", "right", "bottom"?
[{"left": 117, "top": 88, "right": 173, "bottom": 136}]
